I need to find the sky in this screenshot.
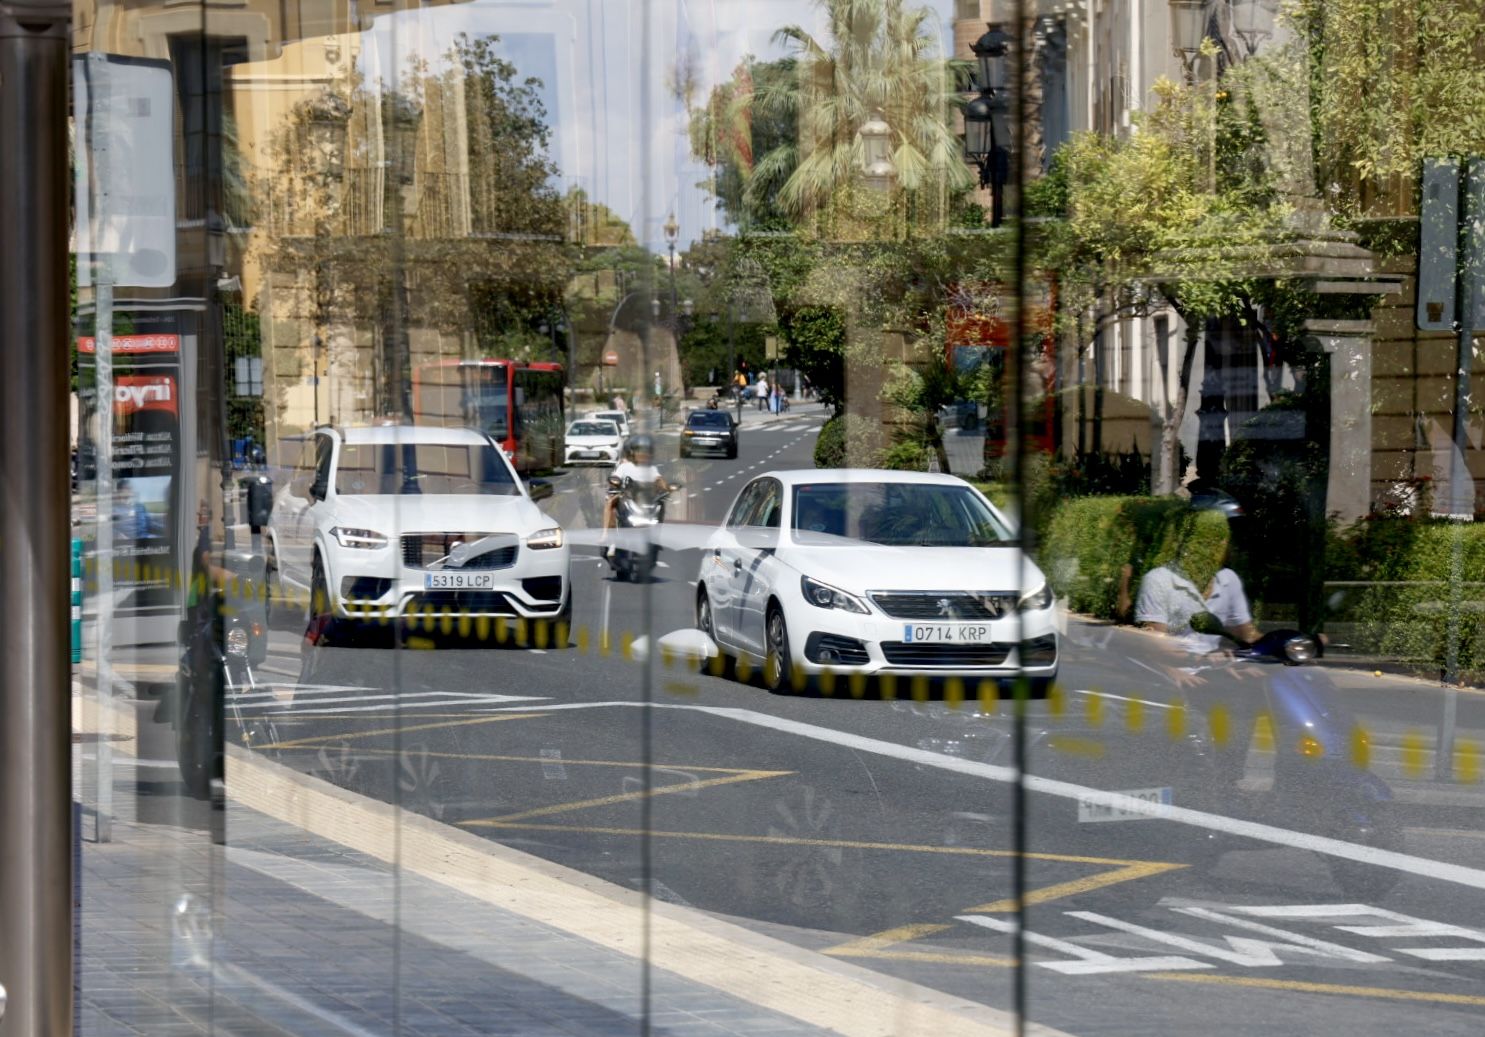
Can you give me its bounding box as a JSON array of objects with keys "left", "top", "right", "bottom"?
[{"left": 362, "top": 0, "right": 959, "bottom": 251}]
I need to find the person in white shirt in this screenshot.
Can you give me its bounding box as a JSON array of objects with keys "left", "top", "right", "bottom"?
[
  {"left": 602, "top": 434, "right": 669, "bottom": 548},
  {"left": 755, "top": 375, "right": 768, "bottom": 410},
  {"left": 1119, "top": 507, "right": 1261, "bottom": 654}
]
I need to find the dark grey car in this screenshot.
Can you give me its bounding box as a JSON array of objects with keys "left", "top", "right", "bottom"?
[{"left": 679, "top": 409, "right": 738, "bottom": 459}]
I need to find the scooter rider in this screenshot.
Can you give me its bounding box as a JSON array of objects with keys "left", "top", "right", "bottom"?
[{"left": 602, "top": 434, "right": 669, "bottom": 553}]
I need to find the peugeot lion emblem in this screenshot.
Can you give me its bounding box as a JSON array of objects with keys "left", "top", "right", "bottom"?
[{"left": 937, "top": 597, "right": 953, "bottom": 617}]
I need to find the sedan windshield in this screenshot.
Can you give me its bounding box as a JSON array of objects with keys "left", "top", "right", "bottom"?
[
  {"left": 569, "top": 422, "right": 618, "bottom": 437},
  {"left": 335, "top": 442, "right": 518, "bottom": 496},
  {"left": 593, "top": 412, "right": 626, "bottom": 426},
  {"left": 791, "top": 482, "right": 1012, "bottom": 547}
]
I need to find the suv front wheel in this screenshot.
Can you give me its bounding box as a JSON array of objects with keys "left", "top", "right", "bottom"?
[{"left": 307, "top": 554, "right": 337, "bottom": 647}]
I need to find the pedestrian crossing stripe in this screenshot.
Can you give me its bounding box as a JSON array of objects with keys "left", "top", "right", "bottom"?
[{"left": 228, "top": 683, "right": 547, "bottom": 716}]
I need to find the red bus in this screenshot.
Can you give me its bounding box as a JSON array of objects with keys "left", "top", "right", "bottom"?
[{"left": 412, "top": 359, "right": 565, "bottom": 472}]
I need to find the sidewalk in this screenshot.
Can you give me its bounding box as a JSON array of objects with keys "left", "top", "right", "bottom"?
[
  {"left": 75, "top": 685, "right": 1036, "bottom": 1037},
  {"left": 79, "top": 808, "right": 856, "bottom": 1037}
]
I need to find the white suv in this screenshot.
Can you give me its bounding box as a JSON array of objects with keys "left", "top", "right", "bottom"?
[{"left": 268, "top": 424, "right": 570, "bottom": 643}]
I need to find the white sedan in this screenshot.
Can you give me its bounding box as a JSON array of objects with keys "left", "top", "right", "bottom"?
[
  {"left": 564, "top": 418, "right": 624, "bottom": 466},
  {"left": 694, "top": 470, "right": 1058, "bottom": 692}
]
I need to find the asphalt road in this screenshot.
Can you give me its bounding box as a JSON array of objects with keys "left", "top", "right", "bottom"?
[{"left": 214, "top": 408, "right": 1485, "bottom": 1036}]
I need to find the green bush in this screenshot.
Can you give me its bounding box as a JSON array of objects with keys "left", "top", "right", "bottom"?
[
  {"left": 1330, "top": 519, "right": 1485, "bottom": 680},
  {"left": 813, "top": 413, "right": 884, "bottom": 469},
  {"left": 1039, "top": 496, "right": 1229, "bottom": 621},
  {"left": 880, "top": 440, "right": 929, "bottom": 471}
]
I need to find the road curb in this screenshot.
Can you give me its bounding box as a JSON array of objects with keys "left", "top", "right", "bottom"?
[{"left": 225, "top": 742, "right": 1074, "bottom": 1037}]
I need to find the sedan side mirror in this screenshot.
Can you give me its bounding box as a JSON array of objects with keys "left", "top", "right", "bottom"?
[{"left": 528, "top": 478, "right": 554, "bottom": 502}]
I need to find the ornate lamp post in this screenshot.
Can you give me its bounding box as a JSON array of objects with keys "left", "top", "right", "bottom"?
[
  {"left": 859, "top": 109, "right": 894, "bottom": 192},
  {"left": 1228, "top": 0, "right": 1276, "bottom": 58},
  {"left": 1169, "top": 0, "right": 1209, "bottom": 81},
  {"left": 964, "top": 23, "right": 1012, "bottom": 227}
]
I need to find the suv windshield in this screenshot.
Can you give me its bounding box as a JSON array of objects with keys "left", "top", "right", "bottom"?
[
  {"left": 687, "top": 411, "right": 731, "bottom": 428},
  {"left": 791, "top": 482, "right": 1012, "bottom": 547},
  {"left": 334, "top": 442, "right": 518, "bottom": 496}
]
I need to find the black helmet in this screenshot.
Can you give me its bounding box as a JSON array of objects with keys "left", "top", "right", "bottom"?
[{"left": 627, "top": 434, "right": 655, "bottom": 461}]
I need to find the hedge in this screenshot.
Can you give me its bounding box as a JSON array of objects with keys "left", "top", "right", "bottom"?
[
  {"left": 1039, "top": 496, "right": 1231, "bottom": 621},
  {"left": 1329, "top": 520, "right": 1485, "bottom": 681},
  {"left": 1036, "top": 492, "right": 1485, "bottom": 683}
]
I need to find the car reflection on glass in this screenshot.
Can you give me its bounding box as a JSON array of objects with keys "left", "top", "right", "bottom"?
[{"left": 694, "top": 469, "right": 1057, "bottom": 692}]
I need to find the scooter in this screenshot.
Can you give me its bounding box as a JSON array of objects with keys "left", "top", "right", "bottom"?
[
  {"left": 1179, "top": 618, "right": 1401, "bottom": 896},
  {"left": 607, "top": 476, "right": 670, "bottom": 583}
]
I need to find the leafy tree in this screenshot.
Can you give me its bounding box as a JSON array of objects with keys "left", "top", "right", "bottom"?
[
  {"left": 750, "top": 0, "right": 973, "bottom": 236},
  {"left": 689, "top": 57, "right": 800, "bottom": 231}
]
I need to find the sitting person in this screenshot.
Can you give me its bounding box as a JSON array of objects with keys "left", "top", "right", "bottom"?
[{"left": 1119, "top": 509, "right": 1260, "bottom": 655}]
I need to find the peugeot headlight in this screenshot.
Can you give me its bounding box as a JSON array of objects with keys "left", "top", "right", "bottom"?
[
  {"left": 526, "top": 527, "right": 564, "bottom": 550},
  {"left": 801, "top": 576, "right": 868, "bottom": 614},
  {"left": 225, "top": 626, "right": 249, "bottom": 657},
  {"left": 1018, "top": 582, "right": 1054, "bottom": 612},
  {"left": 331, "top": 527, "right": 388, "bottom": 549}
]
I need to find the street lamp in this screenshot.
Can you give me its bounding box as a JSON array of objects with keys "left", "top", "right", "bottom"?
[
  {"left": 964, "top": 23, "right": 1012, "bottom": 227},
  {"left": 1169, "top": 0, "right": 1209, "bottom": 81},
  {"left": 859, "top": 109, "right": 894, "bottom": 192},
  {"left": 1229, "top": 0, "right": 1275, "bottom": 57}
]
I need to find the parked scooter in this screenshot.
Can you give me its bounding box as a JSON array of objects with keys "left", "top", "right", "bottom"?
[{"left": 606, "top": 475, "right": 670, "bottom": 583}]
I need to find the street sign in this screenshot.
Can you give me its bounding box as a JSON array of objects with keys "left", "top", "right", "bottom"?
[
  {"left": 603, "top": 350, "right": 619, "bottom": 366},
  {"left": 765, "top": 335, "right": 779, "bottom": 360},
  {"left": 73, "top": 54, "right": 177, "bottom": 288},
  {"left": 1418, "top": 159, "right": 1460, "bottom": 331}
]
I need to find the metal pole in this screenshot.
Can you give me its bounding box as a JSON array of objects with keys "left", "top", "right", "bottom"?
[
  {"left": 86, "top": 52, "right": 115, "bottom": 844},
  {"left": 0, "top": 3, "right": 75, "bottom": 1035},
  {"left": 1438, "top": 159, "right": 1482, "bottom": 774}
]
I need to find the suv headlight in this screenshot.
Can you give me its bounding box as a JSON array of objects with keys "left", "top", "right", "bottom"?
[
  {"left": 1018, "top": 582, "right": 1053, "bottom": 612},
  {"left": 526, "top": 527, "right": 564, "bottom": 550},
  {"left": 801, "top": 576, "right": 868, "bottom": 614},
  {"left": 331, "top": 527, "right": 388, "bottom": 549}
]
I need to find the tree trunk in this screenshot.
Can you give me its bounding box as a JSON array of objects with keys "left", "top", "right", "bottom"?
[{"left": 1161, "top": 314, "right": 1202, "bottom": 495}]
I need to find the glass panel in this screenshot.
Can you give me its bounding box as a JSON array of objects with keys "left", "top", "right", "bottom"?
[{"left": 62, "top": 0, "right": 1485, "bottom": 1035}]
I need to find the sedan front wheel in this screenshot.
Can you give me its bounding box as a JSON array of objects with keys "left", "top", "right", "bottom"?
[{"left": 764, "top": 605, "right": 796, "bottom": 693}]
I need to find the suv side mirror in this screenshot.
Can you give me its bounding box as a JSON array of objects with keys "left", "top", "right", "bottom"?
[
  {"left": 308, "top": 481, "right": 327, "bottom": 502},
  {"left": 528, "top": 478, "right": 554, "bottom": 502}
]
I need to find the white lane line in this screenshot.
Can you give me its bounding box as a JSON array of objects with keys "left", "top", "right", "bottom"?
[
  {"left": 476, "top": 701, "right": 1485, "bottom": 892},
  {"left": 247, "top": 694, "right": 541, "bottom": 715}
]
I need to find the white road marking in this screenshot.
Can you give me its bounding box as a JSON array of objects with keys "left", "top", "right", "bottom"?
[
  {"left": 247, "top": 693, "right": 544, "bottom": 715},
  {"left": 1168, "top": 905, "right": 1391, "bottom": 963},
  {"left": 1068, "top": 911, "right": 1332, "bottom": 968},
  {"left": 474, "top": 700, "right": 1485, "bottom": 892},
  {"left": 957, "top": 914, "right": 1208, "bottom": 974}
]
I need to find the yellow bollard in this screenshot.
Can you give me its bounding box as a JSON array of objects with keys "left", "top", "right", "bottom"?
[
  {"left": 944, "top": 677, "right": 964, "bottom": 711},
  {"left": 1124, "top": 697, "right": 1144, "bottom": 733},
  {"left": 1084, "top": 691, "right": 1104, "bottom": 729},
  {"left": 1349, "top": 725, "right": 1370, "bottom": 770},
  {"left": 1401, "top": 730, "right": 1426, "bottom": 779},
  {"left": 1208, "top": 705, "right": 1230, "bottom": 747},
  {"left": 911, "top": 675, "right": 929, "bottom": 703},
  {"left": 1456, "top": 739, "right": 1481, "bottom": 784},
  {"left": 1166, "top": 701, "right": 1187, "bottom": 740},
  {"left": 576, "top": 625, "right": 590, "bottom": 654},
  {"left": 879, "top": 673, "right": 897, "bottom": 701},
  {"left": 977, "top": 680, "right": 998, "bottom": 713}
]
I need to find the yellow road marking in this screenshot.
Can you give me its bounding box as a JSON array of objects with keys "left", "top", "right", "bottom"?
[
  {"left": 255, "top": 713, "right": 546, "bottom": 751},
  {"left": 466, "top": 770, "right": 792, "bottom": 824},
  {"left": 270, "top": 746, "right": 780, "bottom": 775},
  {"left": 964, "top": 859, "right": 1188, "bottom": 913},
  {"left": 1144, "top": 972, "right": 1485, "bottom": 1007},
  {"left": 823, "top": 924, "right": 1014, "bottom": 967},
  {"left": 463, "top": 822, "right": 1181, "bottom": 871}
]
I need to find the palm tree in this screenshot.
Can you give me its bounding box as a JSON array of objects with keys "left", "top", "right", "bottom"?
[{"left": 751, "top": 0, "right": 973, "bottom": 232}]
